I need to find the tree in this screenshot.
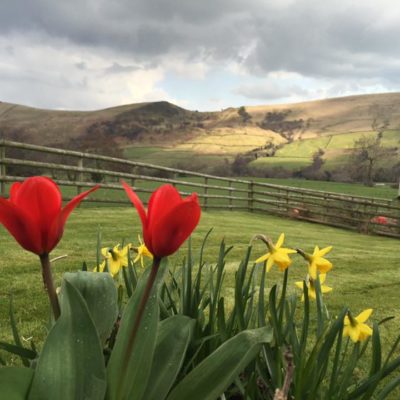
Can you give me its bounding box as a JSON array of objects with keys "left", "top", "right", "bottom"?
[
  {"left": 237, "top": 106, "right": 252, "bottom": 124},
  {"left": 300, "top": 148, "right": 326, "bottom": 180},
  {"left": 259, "top": 110, "right": 304, "bottom": 142},
  {"left": 350, "top": 134, "right": 388, "bottom": 186}
]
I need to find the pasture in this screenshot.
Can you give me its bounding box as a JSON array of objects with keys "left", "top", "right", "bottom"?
[
  {"left": 251, "top": 129, "right": 400, "bottom": 171},
  {"left": 1, "top": 207, "right": 399, "bottom": 365}
]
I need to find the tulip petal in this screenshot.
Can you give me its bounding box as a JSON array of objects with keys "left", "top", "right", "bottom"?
[
  {"left": 12, "top": 177, "right": 62, "bottom": 224},
  {"left": 151, "top": 193, "right": 201, "bottom": 257},
  {"left": 61, "top": 185, "right": 100, "bottom": 224},
  {"left": 46, "top": 185, "right": 99, "bottom": 252},
  {"left": 9, "top": 182, "right": 21, "bottom": 202},
  {"left": 121, "top": 180, "right": 147, "bottom": 228},
  {"left": 147, "top": 184, "right": 182, "bottom": 234},
  {"left": 0, "top": 198, "right": 42, "bottom": 254},
  {"left": 12, "top": 177, "right": 63, "bottom": 250}
]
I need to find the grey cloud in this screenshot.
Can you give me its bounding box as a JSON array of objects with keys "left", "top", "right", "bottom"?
[
  {"left": 234, "top": 82, "right": 310, "bottom": 101},
  {"left": 104, "top": 62, "right": 141, "bottom": 74},
  {"left": 2, "top": 0, "right": 400, "bottom": 109}
]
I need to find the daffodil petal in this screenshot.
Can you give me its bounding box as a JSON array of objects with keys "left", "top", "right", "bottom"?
[
  {"left": 359, "top": 323, "right": 373, "bottom": 338},
  {"left": 356, "top": 309, "right": 373, "bottom": 323},
  {"left": 109, "top": 260, "right": 121, "bottom": 277},
  {"left": 266, "top": 256, "right": 274, "bottom": 272},
  {"left": 349, "top": 325, "right": 361, "bottom": 342},
  {"left": 101, "top": 247, "right": 110, "bottom": 258},
  {"left": 295, "top": 281, "right": 304, "bottom": 289},
  {"left": 321, "top": 285, "right": 332, "bottom": 294},
  {"left": 256, "top": 253, "right": 270, "bottom": 264},
  {"left": 280, "top": 247, "right": 297, "bottom": 254},
  {"left": 317, "top": 258, "right": 333, "bottom": 273},
  {"left": 275, "top": 233, "right": 285, "bottom": 249},
  {"left": 308, "top": 263, "right": 318, "bottom": 279},
  {"left": 317, "top": 246, "right": 333, "bottom": 257}
]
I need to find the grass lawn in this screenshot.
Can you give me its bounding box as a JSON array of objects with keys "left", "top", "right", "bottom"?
[
  {"left": 0, "top": 207, "right": 399, "bottom": 367},
  {"left": 257, "top": 178, "right": 398, "bottom": 199}
]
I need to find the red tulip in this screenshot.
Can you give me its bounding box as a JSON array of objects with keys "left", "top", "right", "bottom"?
[
  {"left": 122, "top": 182, "right": 201, "bottom": 258},
  {"left": 0, "top": 176, "right": 99, "bottom": 255}
]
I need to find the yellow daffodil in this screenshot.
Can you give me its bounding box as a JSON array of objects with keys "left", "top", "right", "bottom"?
[
  {"left": 343, "top": 309, "right": 373, "bottom": 342},
  {"left": 298, "top": 245, "right": 333, "bottom": 279},
  {"left": 255, "top": 233, "right": 296, "bottom": 272},
  {"left": 96, "top": 244, "right": 132, "bottom": 277},
  {"left": 133, "top": 235, "right": 153, "bottom": 268},
  {"left": 93, "top": 260, "right": 106, "bottom": 273},
  {"left": 295, "top": 273, "right": 332, "bottom": 301}
]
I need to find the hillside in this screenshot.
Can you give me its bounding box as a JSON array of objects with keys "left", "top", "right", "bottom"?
[{"left": 1, "top": 93, "right": 399, "bottom": 173}]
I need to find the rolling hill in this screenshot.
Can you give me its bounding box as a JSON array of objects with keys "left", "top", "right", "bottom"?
[{"left": 1, "top": 92, "right": 399, "bottom": 172}]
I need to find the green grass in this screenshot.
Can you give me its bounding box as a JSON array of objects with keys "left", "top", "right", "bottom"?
[
  {"left": 252, "top": 130, "right": 400, "bottom": 171},
  {"left": 123, "top": 146, "right": 229, "bottom": 169},
  {"left": 0, "top": 208, "right": 399, "bottom": 367},
  {"left": 256, "top": 178, "right": 398, "bottom": 199}
]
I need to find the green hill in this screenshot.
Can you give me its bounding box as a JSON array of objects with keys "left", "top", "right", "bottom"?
[{"left": 1, "top": 93, "right": 399, "bottom": 172}]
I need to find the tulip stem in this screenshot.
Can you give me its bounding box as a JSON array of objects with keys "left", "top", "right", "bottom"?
[
  {"left": 124, "top": 257, "right": 160, "bottom": 366},
  {"left": 40, "top": 253, "right": 61, "bottom": 320},
  {"left": 117, "top": 258, "right": 160, "bottom": 398}
]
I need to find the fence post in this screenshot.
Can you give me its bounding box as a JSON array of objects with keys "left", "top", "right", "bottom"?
[
  {"left": 204, "top": 177, "right": 208, "bottom": 210},
  {"left": 0, "top": 142, "right": 6, "bottom": 197},
  {"left": 229, "top": 180, "right": 233, "bottom": 210},
  {"left": 77, "top": 156, "right": 83, "bottom": 196},
  {"left": 248, "top": 181, "right": 254, "bottom": 212}
]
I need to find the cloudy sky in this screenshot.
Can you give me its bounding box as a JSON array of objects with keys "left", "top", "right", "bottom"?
[{"left": 1, "top": 0, "right": 400, "bottom": 111}]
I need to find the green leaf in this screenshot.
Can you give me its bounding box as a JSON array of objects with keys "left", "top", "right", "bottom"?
[
  {"left": 167, "top": 327, "right": 273, "bottom": 400},
  {"left": 28, "top": 280, "right": 106, "bottom": 400},
  {"left": 145, "top": 315, "right": 195, "bottom": 400},
  {"left": 376, "top": 375, "right": 400, "bottom": 400},
  {"left": 9, "top": 296, "right": 32, "bottom": 367},
  {"left": 63, "top": 271, "right": 118, "bottom": 345},
  {"left": 106, "top": 261, "right": 167, "bottom": 400},
  {"left": 0, "top": 342, "right": 36, "bottom": 360},
  {"left": 0, "top": 367, "right": 34, "bottom": 400}
]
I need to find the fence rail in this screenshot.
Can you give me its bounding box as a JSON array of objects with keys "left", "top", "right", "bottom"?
[{"left": 0, "top": 139, "right": 399, "bottom": 238}]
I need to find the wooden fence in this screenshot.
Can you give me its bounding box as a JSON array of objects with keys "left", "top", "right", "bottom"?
[{"left": 0, "top": 139, "right": 399, "bottom": 238}]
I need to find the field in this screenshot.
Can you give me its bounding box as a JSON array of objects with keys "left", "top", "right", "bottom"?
[
  {"left": 123, "top": 145, "right": 230, "bottom": 168},
  {"left": 1, "top": 207, "right": 399, "bottom": 367},
  {"left": 251, "top": 130, "right": 400, "bottom": 171}
]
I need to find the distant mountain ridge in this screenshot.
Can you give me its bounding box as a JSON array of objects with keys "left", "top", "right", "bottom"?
[{"left": 1, "top": 93, "right": 399, "bottom": 172}]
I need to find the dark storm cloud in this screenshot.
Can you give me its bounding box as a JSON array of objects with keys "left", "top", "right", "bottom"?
[
  {"left": 1, "top": 0, "right": 400, "bottom": 82},
  {"left": 1, "top": 0, "right": 400, "bottom": 108}
]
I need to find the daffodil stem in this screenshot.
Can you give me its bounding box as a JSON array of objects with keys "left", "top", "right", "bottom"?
[
  {"left": 124, "top": 257, "right": 160, "bottom": 366},
  {"left": 40, "top": 253, "right": 61, "bottom": 320}
]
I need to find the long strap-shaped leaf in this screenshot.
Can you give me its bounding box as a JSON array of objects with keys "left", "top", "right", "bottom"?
[
  {"left": 28, "top": 280, "right": 107, "bottom": 400},
  {"left": 106, "top": 260, "right": 167, "bottom": 400},
  {"left": 145, "top": 315, "right": 195, "bottom": 400},
  {"left": 167, "top": 327, "right": 272, "bottom": 400},
  {"left": 0, "top": 367, "right": 33, "bottom": 400}
]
